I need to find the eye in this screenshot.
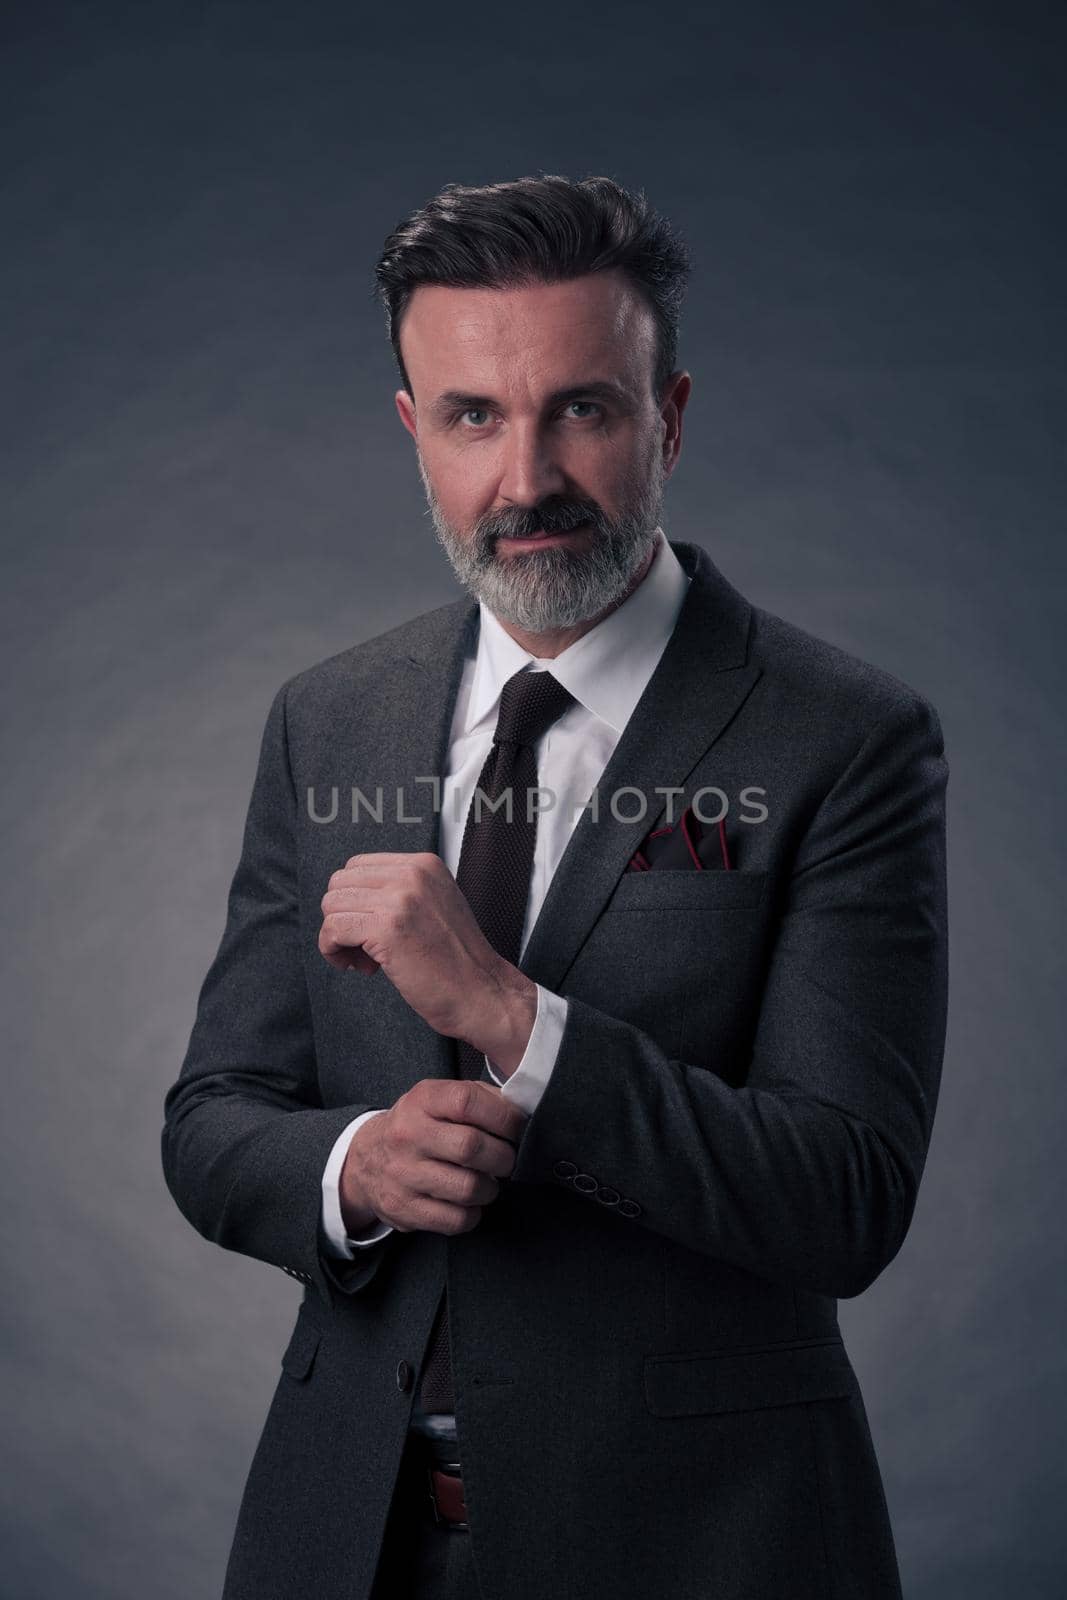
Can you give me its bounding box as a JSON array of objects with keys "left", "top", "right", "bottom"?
[{"left": 450, "top": 400, "right": 604, "bottom": 430}]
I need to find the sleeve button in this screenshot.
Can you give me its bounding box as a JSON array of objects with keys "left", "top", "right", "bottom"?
[
  {"left": 573, "top": 1173, "right": 598, "bottom": 1193},
  {"left": 617, "top": 1199, "right": 642, "bottom": 1218},
  {"left": 552, "top": 1160, "right": 578, "bottom": 1180}
]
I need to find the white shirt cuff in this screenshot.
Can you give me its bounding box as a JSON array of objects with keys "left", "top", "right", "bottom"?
[
  {"left": 484, "top": 984, "right": 568, "bottom": 1117},
  {"left": 321, "top": 1110, "right": 394, "bottom": 1256}
]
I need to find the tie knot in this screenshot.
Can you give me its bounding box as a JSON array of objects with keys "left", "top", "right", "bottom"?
[{"left": 493, "top": 667, "right": 576, "bottom": 748}]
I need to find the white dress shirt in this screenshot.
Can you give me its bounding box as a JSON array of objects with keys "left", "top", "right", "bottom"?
[{"left": 320, "top": 526, "right": 692, "bottom": 1260}]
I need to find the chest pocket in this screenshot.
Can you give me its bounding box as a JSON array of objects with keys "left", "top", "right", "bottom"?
[
  {"left": 602, "top": 868, "right": 768, "bottom": 914},
  {"left": 561, "top": 871, "right": 769, "bottom": 1058}
]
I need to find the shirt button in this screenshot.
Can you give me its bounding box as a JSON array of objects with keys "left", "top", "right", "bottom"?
[{"left": 396, "top": 1359, "right": 413, "bottom": 1393}]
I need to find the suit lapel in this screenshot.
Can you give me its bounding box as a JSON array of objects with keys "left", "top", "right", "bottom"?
[
  {"left": 393, "top": 539, "right": 762, "bottom": 1000},
  {"left": 517, "top": 541, "right": 761, "bottom": 991},
  {"left": 354, "top": 595, "right": 477, "bottom": 862}
]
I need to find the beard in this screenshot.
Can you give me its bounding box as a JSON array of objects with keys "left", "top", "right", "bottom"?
[{"left": 416, "top": 429, "right": 667, "bottom": 633}]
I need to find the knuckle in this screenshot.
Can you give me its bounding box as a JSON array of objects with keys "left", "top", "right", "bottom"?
[
  {"left": 457, "top": 1127, "right": 481, "bottom": 1165},
  {"left": 443, "top": 1204, "right": 476, "bottom": 1234},
  {"left": 451, "top": 1081, "right": 478, "bottom": 1119},
  {"left": 456, "top": 1169, "right": 481, "bottom": 1202}
]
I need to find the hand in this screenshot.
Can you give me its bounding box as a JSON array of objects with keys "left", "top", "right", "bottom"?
[
  {"left": 319, "top": 851, "right": 535, "bottom": 1061},
  {"left": 340, "top": 1079, "right": 528, "bottom": 1236}
]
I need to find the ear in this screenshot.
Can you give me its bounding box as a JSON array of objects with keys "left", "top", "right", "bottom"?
[
  {"left": 395, "top": 388, "right": 418, "bottom": 440},
  {"left": 659, "top": 370, "right": 691, "bottom": 475}
]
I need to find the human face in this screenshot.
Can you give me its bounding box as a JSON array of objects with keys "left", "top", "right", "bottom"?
[{"left": 394, "top": 270, "right": 689, "bottom": 640}]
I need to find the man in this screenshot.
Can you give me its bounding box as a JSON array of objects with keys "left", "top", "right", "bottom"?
[{"left": 162, "top": 174, "right": 948, "bottom": 1600}]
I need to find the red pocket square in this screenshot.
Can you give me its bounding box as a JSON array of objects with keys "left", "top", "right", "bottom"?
[{"left": 626, "top": 804, "right": 733, "bottom": 872}]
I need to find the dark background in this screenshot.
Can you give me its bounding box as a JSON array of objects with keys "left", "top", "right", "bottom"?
[{"left": 2, "top": 2, "right": 1064, "bottom": 1595}]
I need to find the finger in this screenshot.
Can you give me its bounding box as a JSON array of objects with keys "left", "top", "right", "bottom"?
[
  {"left": 335, "top": 851, "right": 442, "bottom": 883},
  {"left": 324, "top": 866, "right": 391, "bottom": 900},
  {"left": 424, "top": 1121, "right": 518, "bottom": 1179},
  {"left": 388, "top": 1196, "right": 484, "bottom": 1236},
  {"left": 344, "top": 950, "right": 380, "bottom": 975},
  {"left": 420, "top": 1079, "right": 529, "bottom": 1144},
  {"left": 321, "top": 886, "right": 379, "bottom": 910},
  {"left": 319, "top": 910, "right": 373, "bottom": 957},
  {"left": 410, "top": 1158, "right": 501, "bottom": 1207},
  {"left": 319, "top": 935, "right": 354, "bottom": 969}
]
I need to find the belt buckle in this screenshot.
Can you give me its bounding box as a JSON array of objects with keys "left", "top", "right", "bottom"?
[{"left": 427, "top": 1461, "right": 469, "bottom": 1531}]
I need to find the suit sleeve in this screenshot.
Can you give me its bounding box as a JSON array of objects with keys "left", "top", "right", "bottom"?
[
  {"left": 508, "top": 693, "right": 949, "bottom": 1299},
  {"left": 161, "top": 681, "right": 395, "bottom": 1309}
]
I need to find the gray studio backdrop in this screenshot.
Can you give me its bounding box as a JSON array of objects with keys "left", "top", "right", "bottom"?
[{"left": 3, "top": 4, "right": 1063, "bottom": 1597}]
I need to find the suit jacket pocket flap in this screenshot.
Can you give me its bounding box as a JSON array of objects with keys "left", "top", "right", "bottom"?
[
  {"left": 644, "top": 1337, "right": 855, "bottom": 1417},
  {"left": 609, "top": 869, "right": 768, "bottom": 912},
  {"left": 281, "top": 1317, "right": 322, "bottom": 1381}
]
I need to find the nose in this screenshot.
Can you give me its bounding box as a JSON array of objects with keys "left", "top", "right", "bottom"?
[{"left": 496, "top": 419, "right": 567, "bottom": 510}]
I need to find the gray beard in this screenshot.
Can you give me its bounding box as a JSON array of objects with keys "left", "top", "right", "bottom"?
[{"left": 417, "top": 450, "right": 667, "bottom": 634}]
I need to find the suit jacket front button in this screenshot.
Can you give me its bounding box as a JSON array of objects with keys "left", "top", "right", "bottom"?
[{"left": 396, "top": 1359, "right": 413, "bottom": 1393}]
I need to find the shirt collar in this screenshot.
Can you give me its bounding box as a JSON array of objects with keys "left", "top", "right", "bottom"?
[{"left": 464, "top": 527, "right": 692, "bottom": 737}]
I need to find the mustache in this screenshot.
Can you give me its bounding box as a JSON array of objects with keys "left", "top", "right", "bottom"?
[{"left": 479, "top": 499, "right": 602, "bottom": 540}]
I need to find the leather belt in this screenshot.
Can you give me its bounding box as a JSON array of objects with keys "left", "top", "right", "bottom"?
[{"left": 426, "top": 1459, "right": 469, "bottom": 1530}]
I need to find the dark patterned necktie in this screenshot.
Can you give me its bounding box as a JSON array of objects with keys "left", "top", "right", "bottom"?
[{"left": 417, "top": 665, "right": 577, "bottom": 1415}]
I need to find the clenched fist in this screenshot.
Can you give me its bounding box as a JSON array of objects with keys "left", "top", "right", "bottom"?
[
  {"left": 319, "top": 851, "right": 537, "bottom": 1071},
  {"left": 341, "top": 1078, "right": 529, "bottom": 1236}
]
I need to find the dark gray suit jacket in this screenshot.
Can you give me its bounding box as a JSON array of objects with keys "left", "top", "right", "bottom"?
[{"left": 162, "top": 539, "right": 949, "bottom": 1600}]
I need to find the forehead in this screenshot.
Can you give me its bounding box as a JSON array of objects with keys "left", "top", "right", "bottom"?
[{"left": 399, "top": 270, "right": 655, "bottom": 394}]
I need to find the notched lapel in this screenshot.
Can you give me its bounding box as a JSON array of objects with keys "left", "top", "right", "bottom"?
[{"left": 517, "top": 542, "right": 762, "bottom": 994}]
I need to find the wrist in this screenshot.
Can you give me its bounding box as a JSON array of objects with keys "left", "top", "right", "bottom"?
[
  {"left": 470, "top": 963, "right": 538, "bottom": 1077},
  {"left": 340, "top": 1131, "right": 379, "bottom": 1233}
]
